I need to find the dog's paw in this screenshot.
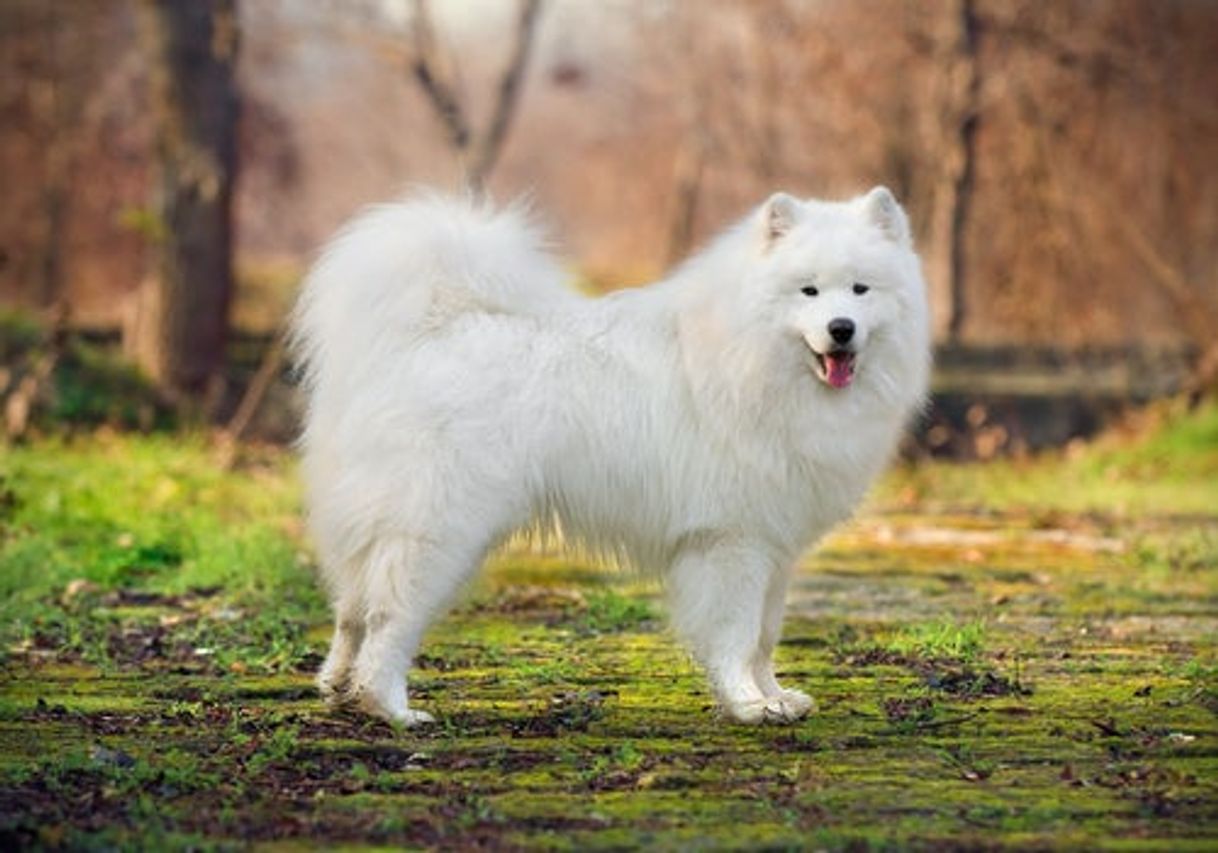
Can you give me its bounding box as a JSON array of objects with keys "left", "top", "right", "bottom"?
[
  {"left": 723, "top": 692, "right": 815, "bottom": 725},
  {"left": 390, "top": 708, "right": 436, "bottom": 728},
  {"left": 317, "top": 674, "right": 350, "bottom": 707},
  {"left": 321, "top": 685, "right": 359, "bottom": 714},
  {"left": 774, "top": 688, "right": 816, "bottom": 718},
  {"left": 347, "top": 685, "right": 435, "bottom": 727}
]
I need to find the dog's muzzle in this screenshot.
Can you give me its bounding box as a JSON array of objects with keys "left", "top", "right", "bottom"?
[{"left": 812, "top": 348, "right": 856, "bottom": 389}]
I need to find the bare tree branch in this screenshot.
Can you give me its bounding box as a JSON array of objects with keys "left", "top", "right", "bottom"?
[
  {"left": 409, "top": 0, "right": 471, "bottom": 154},
  {"left": 217, "top": 328, "right": 287, "bottom": 466},
  {"left": 468, "top": 0, "right": 543, "bottom": 193},
  {"left": 1116, "top": 213, "right": 1218, "bottom": 398},
  {"left": 408, "top": 0, "right": 543, "bottom": 196}
]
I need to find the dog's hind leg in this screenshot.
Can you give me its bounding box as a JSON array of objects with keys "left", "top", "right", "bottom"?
[
  {"left": 346, "top": 533, "right": 486, "bottom": 727},
  {"left": 751, "top": 565, "right": 815, "bottom": 718},
  {"left": 317, "top": 579, "right": 365, "bottom": 707}
]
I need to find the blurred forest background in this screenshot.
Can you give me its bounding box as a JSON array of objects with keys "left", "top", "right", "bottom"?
[
  {"left": 1, "top": 0, "right": 1216, "bottom": 454},
  {"left": 3, "top": 6, "right": 1218, "bottom": 846}
]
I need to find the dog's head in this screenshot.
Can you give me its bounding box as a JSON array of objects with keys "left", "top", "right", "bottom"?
[{"left": 748, "top": 186, "right": 928, "bottom": 392}]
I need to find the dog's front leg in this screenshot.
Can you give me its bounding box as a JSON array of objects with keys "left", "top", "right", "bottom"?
[
  {"left": 666, "top": 539, "right": 810, "bottom": 724},
  {"left": 750, "top": 563, "right": 816, "bottom": 718}
]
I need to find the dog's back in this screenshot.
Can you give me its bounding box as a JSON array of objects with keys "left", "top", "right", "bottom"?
[{"left": 292, "top": 194, "right": 571, "bottom": 404}]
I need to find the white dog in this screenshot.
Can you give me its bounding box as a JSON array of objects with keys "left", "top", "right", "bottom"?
[{"left": 293, "top": 187, "right": 930, "bottom": 725}]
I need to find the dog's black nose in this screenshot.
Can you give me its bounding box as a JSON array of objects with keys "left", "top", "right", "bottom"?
[{"left": 828, "top": 317, "right": 855, "bottom": 344}]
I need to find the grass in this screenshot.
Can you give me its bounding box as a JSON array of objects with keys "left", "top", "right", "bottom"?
[
  {"left": 0, "top": 435, "right": 322, "bottom": 676},
  {"left": 0, "top": 435, "right": 307, "bottom": 606},
  {"left": 877, "top": 619, "right": 988, "bottom": 663},
  {"left": 881, "top": 400, "right": 1218, "bottom": 516},
  {"left": 0, "top": 310, "right": 173, "bottom": 434},
  {"left": 1, "top": 405, "right": 1216, "bottom": 848}
]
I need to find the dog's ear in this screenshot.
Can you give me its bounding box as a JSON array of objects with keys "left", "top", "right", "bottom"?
[
  {"left": 760, "top": 192, "right": 799, "bottom": 248},
  {"left": 861, "top": 186, "right": 910, "bottom": 246}
]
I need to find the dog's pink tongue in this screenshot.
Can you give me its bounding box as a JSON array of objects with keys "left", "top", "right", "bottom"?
[{"left": 825, "top": 354, "right": 855, "bottom": 389}]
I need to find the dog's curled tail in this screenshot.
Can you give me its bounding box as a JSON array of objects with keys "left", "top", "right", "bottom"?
[{"left": 291, "top": 192, "right": 569, "bottom": 392}]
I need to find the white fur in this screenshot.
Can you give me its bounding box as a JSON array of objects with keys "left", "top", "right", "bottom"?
[{"left": 293, "top": 187, "right": 930, "bottom": 726}]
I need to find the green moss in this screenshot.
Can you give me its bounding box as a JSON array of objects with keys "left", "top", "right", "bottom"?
[{"left": 2, "top": 409, "right": 1218, "bottom": 847}]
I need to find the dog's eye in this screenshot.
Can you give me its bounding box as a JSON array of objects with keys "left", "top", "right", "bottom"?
[
  {"left": 800, "top": 285, "right": 819, "bottom": 297},
  {"left": 852, "top": 283, "right": 870, "bottom": 295}
]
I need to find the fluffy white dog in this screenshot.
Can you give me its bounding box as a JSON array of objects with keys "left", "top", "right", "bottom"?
[{"left": 293, "top": 187, "right": 930, "bottom": 725}]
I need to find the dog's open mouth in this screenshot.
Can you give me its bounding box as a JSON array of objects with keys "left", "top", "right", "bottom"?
[{"left": 812, "top": 349, "right": 857, "bottom": 389}]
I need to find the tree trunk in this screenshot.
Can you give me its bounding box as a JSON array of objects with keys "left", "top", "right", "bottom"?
[
  {"left": 930, "top": 0, "right": 978, "bottom": 342},
  {"left": 664, "top": 140, "right": 706, "bottom": 267},
  {"left": 32, "top": 4, "right": 74, "bottom": 309},
  {"left": 130, "top": 0, "right": 239, "bottom": 401}
]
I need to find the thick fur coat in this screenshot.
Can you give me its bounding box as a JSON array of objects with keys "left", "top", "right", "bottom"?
[{"left": 293, "top": 187, "right": 931, "bottom": 725}]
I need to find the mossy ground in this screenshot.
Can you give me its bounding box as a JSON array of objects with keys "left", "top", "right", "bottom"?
[{"left": 2, "top": 405, "right": 1216, "bottom": 850}]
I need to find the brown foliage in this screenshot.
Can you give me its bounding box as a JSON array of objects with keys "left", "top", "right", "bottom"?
[{"left": 1, "top": 0, "right": 1215, "bottom": 368}]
